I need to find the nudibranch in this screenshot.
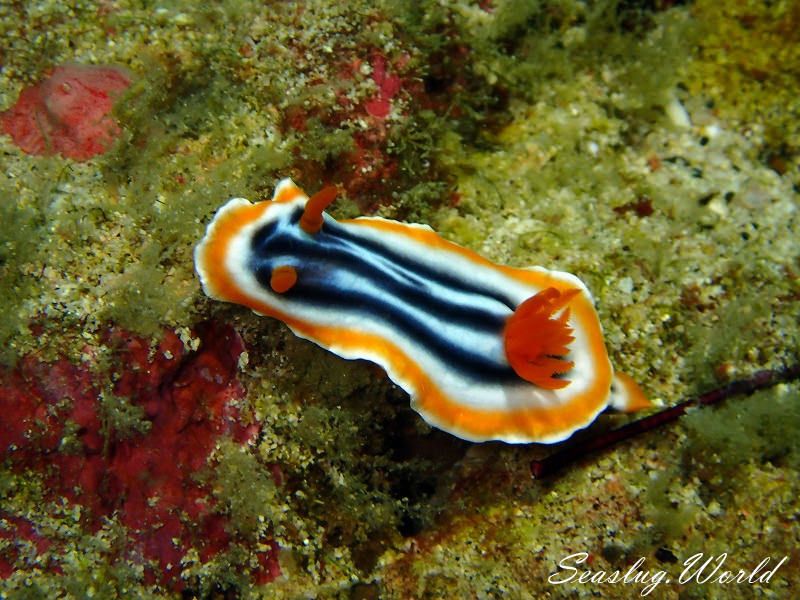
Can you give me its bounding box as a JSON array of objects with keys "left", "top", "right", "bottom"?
[{"left": 195, "top": 179, "right": 650, "bottom": 444}]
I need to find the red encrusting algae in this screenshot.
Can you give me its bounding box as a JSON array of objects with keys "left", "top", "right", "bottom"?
[
  {"left": 0, "top": 64, "right": 131, "bottom": 161},
  {"left": 0, "top": 322, "right": 279, "bottom": 590},
  {"left": 332, "top": 52, "right": 409, "bottom": 204},
  {"left": 364, "top": 54, "right": 402, "bottom": 119}
]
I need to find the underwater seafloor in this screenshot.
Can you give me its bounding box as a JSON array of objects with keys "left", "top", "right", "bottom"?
[{"left": 1, "top": 1, "right": 798, "bottom": 598}]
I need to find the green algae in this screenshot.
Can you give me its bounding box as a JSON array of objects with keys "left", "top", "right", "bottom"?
[
  {"left": 211, "top": 439, "right": 282, "bottom": 540},
  {"left": 687, "top": 1, "right": 800, "bottom": 178},
  {"left": 0, "top": 183, "right": 42, "bottom": 365},
  {"left": 0, "top": 472, "right": 156, "bottom": 600},
  {"left": 1, "top": 0, "right": 799, "bottom": 597},
  {"left": 97, "top": 391, "right": 151, "bottom": 441},
  {"left": 640, "top": 468, "right": 698, "bottom": 544},
  {"left": 683, "top": 384, "right": 800, "bottom": 486}
]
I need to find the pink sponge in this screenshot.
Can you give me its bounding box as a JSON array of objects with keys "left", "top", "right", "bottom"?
[{"left": 1, "top": 64, "right": 131, "bottom": 161}]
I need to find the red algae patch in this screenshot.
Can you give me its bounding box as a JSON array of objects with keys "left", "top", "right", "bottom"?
[
  {"left": 0, "top": 64, "right": 130, "bottom": 161},
  {"left": 0, "top": 322, "right": 279, "bottom": 591},
  {"left": 364, "top": 54, "right": 402, "bottom": 119}
]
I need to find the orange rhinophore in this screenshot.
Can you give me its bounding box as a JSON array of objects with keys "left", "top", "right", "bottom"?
[{"left": 299, "top": 185, "right": 338, "bottom": 234}]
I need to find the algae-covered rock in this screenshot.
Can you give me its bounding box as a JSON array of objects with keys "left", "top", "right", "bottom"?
[{"left": 1, "top": 0, "right": 798, "bottom": 597}]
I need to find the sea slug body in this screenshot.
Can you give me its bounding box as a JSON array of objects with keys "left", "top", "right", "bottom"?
[{"left": 195, "top": 179, "right": 649, "bottom": 443}]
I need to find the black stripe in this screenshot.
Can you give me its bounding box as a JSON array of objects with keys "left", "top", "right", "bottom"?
[
  {"left": 257, "top": 239, "right": 506, "bottom": 331},
  {"left": 324, "top": 218, "right": 518, "bottom": 310},
  {"left": 253, "top": 211, "right": 511, "bottom": 330},
  {"left": 250, "top": 212, "right": 520, "bottom": 383},
  {"left": 252, "top": 210, "right": 516, "bottom": 320},
  {"left": 253, "top": 208, "right": 517, "bottom": 309},
  {"left": 288, "top": 281, "right": 519, "bottom": 383}
]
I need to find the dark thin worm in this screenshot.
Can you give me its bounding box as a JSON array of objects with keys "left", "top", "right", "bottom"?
[{"left": 530, "top": 363, "right": 800, "bottom": 478}]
